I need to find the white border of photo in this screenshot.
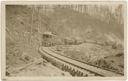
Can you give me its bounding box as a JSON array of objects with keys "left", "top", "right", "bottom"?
[{"left": 0, "top": 0, "right": 127, "bottom": 81}]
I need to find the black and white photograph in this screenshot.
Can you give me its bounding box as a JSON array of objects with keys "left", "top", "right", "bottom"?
[{"left": 1, "top": 1, "right": 127, "bottom": 80}]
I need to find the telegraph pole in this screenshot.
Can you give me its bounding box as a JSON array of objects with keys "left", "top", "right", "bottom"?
[{"left": 30, "top": 6, "right": 34, "bottom": 47}]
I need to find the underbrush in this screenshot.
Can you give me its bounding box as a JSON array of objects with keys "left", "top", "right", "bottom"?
[{"left": 53, "top": 44, "right": 124, "bottom": 74}]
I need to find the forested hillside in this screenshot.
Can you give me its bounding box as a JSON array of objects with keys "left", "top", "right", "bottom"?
[{"left": 6, "top": 4, "right": 124, "bottom": 76}]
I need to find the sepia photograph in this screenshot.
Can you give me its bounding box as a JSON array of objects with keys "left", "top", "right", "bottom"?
[{"left": 1, "top": 1, "right": 127, "bottom": 80}]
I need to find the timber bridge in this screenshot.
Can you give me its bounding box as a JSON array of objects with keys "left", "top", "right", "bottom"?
[{"left": 39, "top": 47, "right": 123, "bottom": 77}]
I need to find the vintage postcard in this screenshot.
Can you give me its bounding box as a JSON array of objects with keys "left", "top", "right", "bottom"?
[{"left": 1, "top": 1, "right": 127, "bottom": 80}]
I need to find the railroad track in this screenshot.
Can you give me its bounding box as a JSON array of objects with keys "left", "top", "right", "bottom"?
[{"left": 39, "top": 47, "right": 123, "bottom": 77}]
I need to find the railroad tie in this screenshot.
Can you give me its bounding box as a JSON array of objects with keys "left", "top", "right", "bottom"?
[
  {"left": 88, "top": 73, "right": 95, "bottom": 77},
  {"left": 84, "top": 74, "right": 88, "bottom": 77}
]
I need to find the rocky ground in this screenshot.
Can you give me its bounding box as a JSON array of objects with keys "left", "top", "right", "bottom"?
[
  {"left": 52, "top": 43, "right": 124, "bottom": 74},
  {"left": 6, "top": 34, "right": 71, "bottom": 77},
  {"left": 7, "top": 58, "right": 71, "bottom": 77}
]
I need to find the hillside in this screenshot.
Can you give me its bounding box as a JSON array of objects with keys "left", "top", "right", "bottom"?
[
  {"left": 6, "top": 5, "right": 71, "bottom": 76},
  {"left": 6, "top": 5, "right": 124, "bottom": 76}
]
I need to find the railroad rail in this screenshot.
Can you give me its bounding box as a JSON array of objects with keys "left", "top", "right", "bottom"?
[{"left": 39, "top": 47, "right": 123, "bottom": 77}]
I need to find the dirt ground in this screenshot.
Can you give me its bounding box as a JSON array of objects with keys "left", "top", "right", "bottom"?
[{"left": 7, "top": 58, "right": 71, "bottom": 77}]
